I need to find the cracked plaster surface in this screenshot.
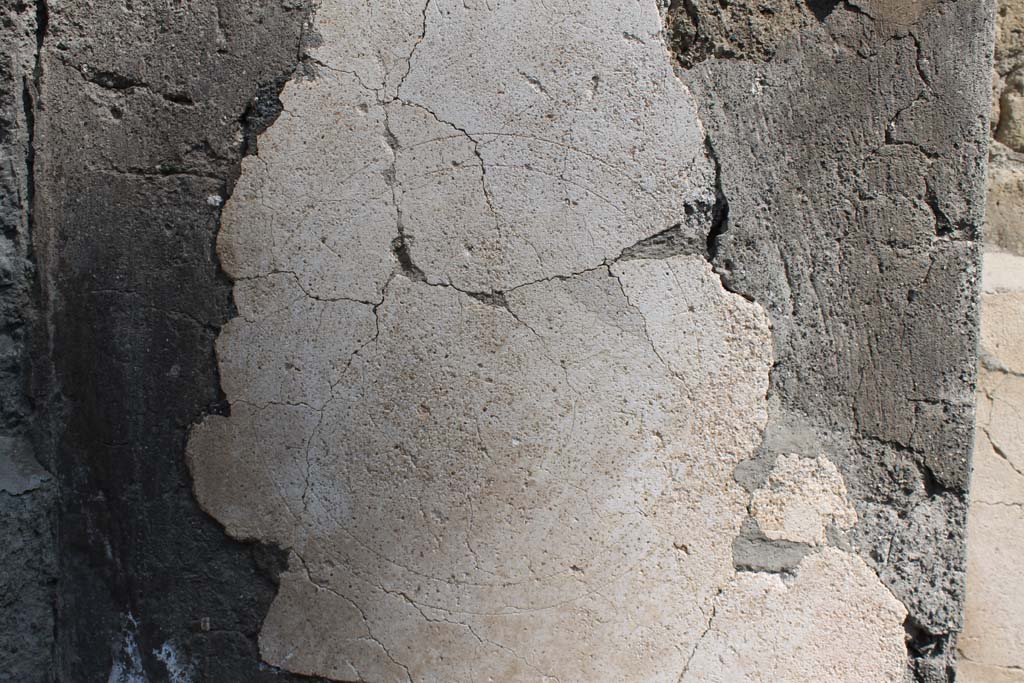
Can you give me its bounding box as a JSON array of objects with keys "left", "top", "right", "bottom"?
[{"left": 187, "top": 0, "right": 908, "bottom": 680}]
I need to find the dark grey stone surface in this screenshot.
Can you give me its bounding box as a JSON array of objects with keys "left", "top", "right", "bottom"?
[
  {"left": 0, "top": 1, "right": 54, "bottom": 681},
  {"left": 675, "top": 1, "right": 994, "bottom": 679},
  {"left": 28, "top": 0, "right": 331, "bottom": 680}
]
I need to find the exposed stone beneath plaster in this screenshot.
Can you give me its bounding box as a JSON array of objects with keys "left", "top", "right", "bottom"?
[
  {"left": 677, "top": 2, "right": 991, "bottom": 678},
  {"left": 0, "top": 1, "right": 54, "bottom": 679},
  {"left": 28, "top": 0, "right": 332, "bottom": 679}
]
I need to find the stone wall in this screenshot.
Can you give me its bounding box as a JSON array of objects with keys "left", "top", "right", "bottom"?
[
  {"left": 958, "top": 1, "right": 1024, "bottom": 680},
  {"left": 186, "top": 1, "right": 992, "bottom": 681},
  {"left": 28, "top": 1, "right": 328, "bottom": 680},
  {"left": 0, "top": 1, "right": 996, "bottom": 681}
]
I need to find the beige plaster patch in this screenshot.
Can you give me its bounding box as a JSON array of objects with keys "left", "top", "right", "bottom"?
[
  {"left": 960, "top": 502, "right": 1024, "bottom": 672},
  {"left": 750, "top": 454, "right": 857, "bottom": 545},
  {"left": 982, "top": 250, "right": 1024, "bottom": 293},
  {"left": 959, "top": 658, "right": 1024, "bottom": 683},
  {"left": 981, "top": 291, "right": 1024, "bottom": 375}
]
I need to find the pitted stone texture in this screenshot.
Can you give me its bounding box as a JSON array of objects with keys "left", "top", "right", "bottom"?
[
  {"left": 31, "top": 0, "right": 324, "bottom": 679},
  {"left": 750, "top": 454, "right": 857, "bottom": 546},
  {"left": 661, "top": 0, "right": 823, "bottom": 69},
  {"left": 0, "top": 2, "right": 54, "bottom": 679},
  {"left": 681, "top": 549, "right": 907, "bottom": 683},
  {"left": 680, "top": 4, "right": 992, "bottom": 676}
]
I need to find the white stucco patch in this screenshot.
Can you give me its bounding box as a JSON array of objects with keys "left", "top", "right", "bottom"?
[
  {"left": 216, "top": 0, "right": 715, "bottom": 298},
  {"left": 750, "top": 454, "right": 857, "bottom": 545},
  {"left": 186, "top": 0, "right": 906, "bottom": 680}
]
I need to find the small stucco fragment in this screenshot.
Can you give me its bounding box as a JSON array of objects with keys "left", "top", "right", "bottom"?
[
  {"left": 749, "top": 454, "right": 857, "bottom": 546},
  {"left": 680, "top": 548, "right": 907, "bottom": 683}
]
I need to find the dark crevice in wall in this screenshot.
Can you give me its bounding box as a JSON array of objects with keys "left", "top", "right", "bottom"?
[
  {"left": 75, "top": 65, "right": 197, "bottom": 106},
  {"left": 23, "top": 0, "right": 45, "bottom": 200},
  {"left": 33, "top": 0, "right": 47, "bottom": 60},
  {"left": 806, "top": 0, "right": 842, "bottom": 21},
  {"left": 238, "top": 75, "right": 291, "bottom": 161},
  {"left": 391, "top": 235, "right": 427, "bottom": 282},
  {"left": 702, "top": 136, "right": 731, "bottom": 269},
  {"left": 905, "top": 616, "right": 956, "bottom": 683}
]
